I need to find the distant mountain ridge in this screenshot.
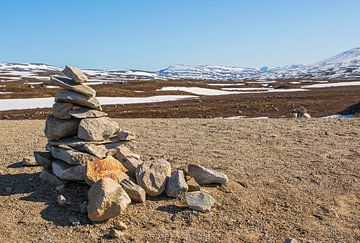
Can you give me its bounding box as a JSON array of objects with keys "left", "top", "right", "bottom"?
[{"left": 1, "top": 47, "right": 360, "bottom": 81}]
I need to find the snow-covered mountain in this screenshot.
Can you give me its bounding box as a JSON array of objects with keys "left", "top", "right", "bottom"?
[
  {"left": 0, "top": 62, "right": 158, "bottom": 82},
  {"left": 1, "top": 47, "right": 360, "bottom": 82},
  {"left": 159, "top": 48, "right": 360, "bottom": 80}
]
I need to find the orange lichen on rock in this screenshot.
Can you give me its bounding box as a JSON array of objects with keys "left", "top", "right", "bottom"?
[{"left": 85, "top": 155, "right": 128, "bottom": 185}]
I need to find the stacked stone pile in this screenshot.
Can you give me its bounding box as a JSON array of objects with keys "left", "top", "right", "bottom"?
[{"left": 30, "top": 66, "right": 229, "bottom": 225}]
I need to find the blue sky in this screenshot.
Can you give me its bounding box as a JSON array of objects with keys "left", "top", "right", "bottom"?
[{"left": 0, "top": 0, "right": 359, "bottom": 70}]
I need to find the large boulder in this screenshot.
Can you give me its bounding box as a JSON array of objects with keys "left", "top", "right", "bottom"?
[
  {"left": 55, "top": 90, "right": 101, "bottom": 111},
  {"left": 120, "top": 179, "right": 146, "bottom": 203},
  {"left": 166, "top": 170, "right": 188, "bottom": 198},
  {"left": 135, "top": 159, "right": 171, "bottom": 196},
  {"left": 183, "top": 191, "right": 215, "bottom": 213},
  {"left": 51, "top": 146, "right": 97, "bottom": 165},
  {"left": 62, "top": 65, "right": 88, "bottom": 84},
  {"left": 44, "top": 115, "right": 79, "bottom": 141},
  {"left": 50, "top": 76, "right": 95, "bottom": 97},
  {"left": 78, "top": 117, "right": 119, "bottom": 141},
  {"left": 52, "top": 102, "right": 73, "bottom": 120},
  {"left": 187, "top": 165, "right": 228, "bottom": 185},
  {"left": 115, "top": 145, "right": 142, "bottom": 177},
  {"left": 52, "top": 160, "right": 86, "bottom": 181},
  {"left": 87, "top": 178, "right": 131, "bottom": 222},
  {"left": 85, "top": 155, "right": 129, "bottom": 185},
  {"left": 69, "top": 108, "right": 107, "bottom": 119}
]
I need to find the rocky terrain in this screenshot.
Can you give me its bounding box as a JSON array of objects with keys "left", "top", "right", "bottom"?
[{"left": 0, "top": 118, "right": 359, "bottom": 242}]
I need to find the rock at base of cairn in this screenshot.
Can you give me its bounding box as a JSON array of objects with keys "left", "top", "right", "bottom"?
[
  {"left": 166, "top": 170, "right": 188, "bottom": 198},
  {"left": 85, "top": 155, "right": 129, "bottom": 185},
  {"left": 120, "top": 179, "right": 146, "bottom": 203},
  {"left": 87, "top": 178, "right": 131, "bottom": 222},
  {"left": 136, "top": 159, "right": 171, "bottom": 196}
]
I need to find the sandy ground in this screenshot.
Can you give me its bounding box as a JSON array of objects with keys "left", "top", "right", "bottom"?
[{"left": 0, "top": 118, "right": 359, "bottom": 242}]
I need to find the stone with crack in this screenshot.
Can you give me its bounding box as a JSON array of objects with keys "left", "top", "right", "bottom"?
[{"left": 136, "top": 159, "right": 171, "bottom": 196}]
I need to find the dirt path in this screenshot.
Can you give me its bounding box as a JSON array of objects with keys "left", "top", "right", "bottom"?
[{"left": 0, "top": 118, "right": 359, "bottom": 242}]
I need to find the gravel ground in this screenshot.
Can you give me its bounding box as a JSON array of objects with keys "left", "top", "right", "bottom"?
[{"left": 0, "top": 118, "right": 359, "bottom": 242}]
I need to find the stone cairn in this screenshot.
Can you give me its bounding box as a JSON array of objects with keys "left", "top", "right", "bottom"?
[{"left": 29, "top": 66, "right": 228, "bottom": 231}]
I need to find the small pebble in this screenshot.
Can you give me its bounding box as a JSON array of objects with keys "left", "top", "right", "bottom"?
[
  {"left": 56, "top": 184, "right": 65, "bottom": 194},
  {"left": 68, "top": 215, "right": 80, "bottom": 226},
  {"left": 57, "top": 194, "right": 67, "bottom": 206},
  {"left": 109, "top": 228, "right": 124, "bottom": 239},
  {"left": 79, "top": 201, "right": 88, "bottom": 214},
  {"left": 114, "top": 221, "right": 127, "bottom": 231}
]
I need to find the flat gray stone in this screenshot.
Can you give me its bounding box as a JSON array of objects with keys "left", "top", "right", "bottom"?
[
  {"left": 63, "top": 65, "right": 88, "bottom": 84},
  {"left": 184, "top": 191, "right": 215, "bottom": 212},
  {"left": 120, "top": 179, "right": 146, "bottom": 203},
  {"left": 45, "top": 115, "right": 79, "bottom": 141},
  {"left": 166, "top": 170, "right": 188, "bottom": 198},
  {"left": 55, "top": 90, "right": 101, "bottom": 111},
  {"left": 39, "top": 170, "right": 64, "bottom": 186},
  {"left": 69, "top": 108, "right": 107, "bottom": 119},
  {"left": 88, "top": 178, "right": 131, "bottom": 222},
  {"left": 72, "top": 144, "right": 108, "bottom": 158},
  {"left": 187, "top": 165, "right": 228, "bottom": 185},
  {"left": 136, "top": 159, "right": 171, "bottom": 197},
  {"left": 115, "top": 145, "right": 142, "bottom": 177},
  {"left": 52, "top": 146, "right": 97, "bottom": 165},
  {"left": 52, "top": 102, "right": 73, "bottom": 120},
  {"left": 49, "top": 136, "right": 123, "bottom": 146},
  {"left": 52, "top": 160, "right": 86, "bottom": 181},
  {"left": 78, "top": 117, "right": 119, "bottom": 141},
  {"left": 33, "top": 151, "right": 53, "bottom": 168},
  {"left": 51, "top": 76, "right": 95, "bottom": 97}
]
